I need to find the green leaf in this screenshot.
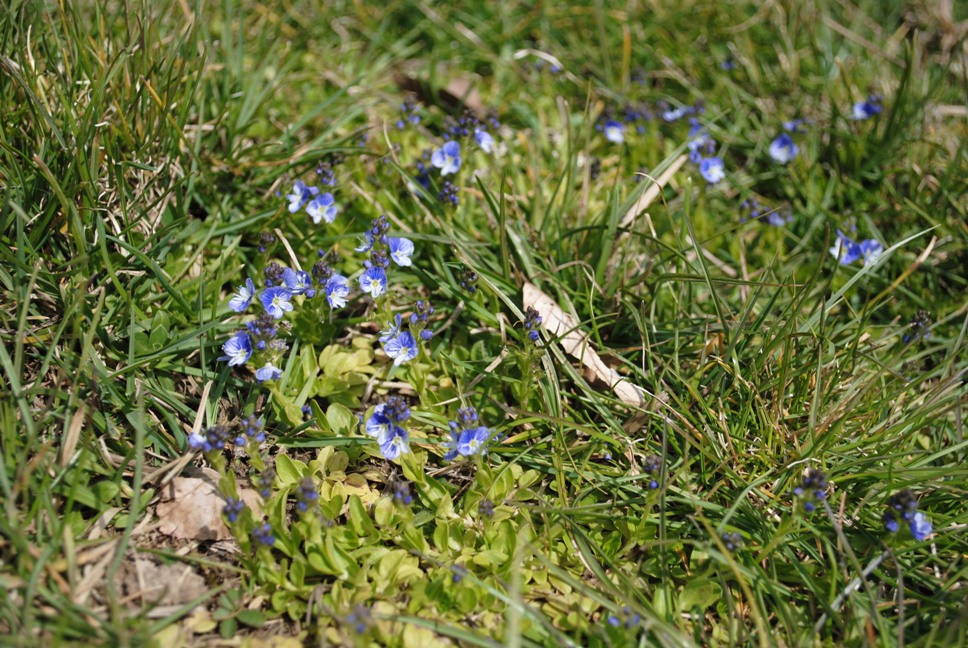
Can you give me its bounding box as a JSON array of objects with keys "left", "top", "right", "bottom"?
[
  {"left": 219, "top": 618, "right": 237, "bottom": 639},
  {"left": 348, "top": 495, "right": 377, "bottom": 537},
  {"left": 236, "top": 609, "right": 266, "bottom": 628},
  {"left": 326, "top": 403, "right": 357, "bottom": 435},
  {"left": 275, "top": 455, "right": 303, "bottom": 485},
  {"left": 680, "top": 580, "right": 722, "bottom": 611}
]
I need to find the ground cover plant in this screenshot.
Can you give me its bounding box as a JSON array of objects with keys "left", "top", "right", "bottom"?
[{"left": 1, "top": 0, "right": 966, "bottom": 646}]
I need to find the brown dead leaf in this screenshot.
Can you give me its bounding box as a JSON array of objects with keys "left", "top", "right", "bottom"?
[
  {"left": 155, "top": 466, "right": 261, "bottom": 541},
  {"left": 116, "top": 556, "right": 208, "bottom": 608},
  {"left": 524, "top": 282, "right": 645, "bottom": 407}
]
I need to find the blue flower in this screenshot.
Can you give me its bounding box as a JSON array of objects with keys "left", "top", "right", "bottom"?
[
  {"left": 364, "top": 403, "right": 392, "bottom": 438},
  {"left": 687, "top": 129, "right": 714, "bottom": 163},
  {"left": 228, "top": 278, "right": 256, "bottom": 313},
  {"left": 769, "top": 133, "right": 799, "bottom": 164},
  {"left": 286, "top": 180, "right": 318, "bottom": 213},
  {"left": 378, "top": 425, "right": 410, "bottom": 460},
  {"left": 603, "top": 119, "right": 625, "bottom": 144},
  {"left": 389, "top": 237, "right": 414, "bottom": 266},
  {"left": 252, "top": 522, "right": 275, "bottom": 546},
  {"left": 306, "top": 192, "right": 338, "bottom": 225},
  {"left": 260, "top": 286, "right": 294, "bottom": 319},
  {"left": 325, "top": 274, "right": 350, "bottom": 309},
  {"left": 909, "top": 511, "right": 932, "bottom": 541},
  {"left": 220, "top": 331, "right": 252, "bottom": 366},
  {"left": 255, "top": 362, "right": 282, "bottom": 382},
  {"left": 223, "top": 497, "right": 244, "bottom": 523},
  {"left": 355, "top": 230, "right": 375, "bottom": 253},
  {"left": 282, "top": 268, "right": 314, "bottom": 296},
  {"left": 358, "top": 264, "right": 387, "bottom": 298},
  {"left": 829, "top": 231, "right": 883, "bottom": 266},
  {"left": 783, "top": 119, "right": 807, "bottom": 133},
  {"left": 474, "top": 128, "right": 494, "bottom": 153},
  {"left": 379, "top": 314, "right": 403, "bottom": 343},
  {"left": 699, "top": 157, "right": 725, "bottom": 184},
  {"left": 662, "top": 105, "right": 692, "bottom": 122},
  {"left": 456, "top": 426, "right": 491, "bottom": 456},
  {"left": 851, "top": 95, "right": 882, "bottom": 120},
  {"left": 383, "top": 330, "right": 418, "bottom": 366},
  {"left": 431, "top": 141, "right": 462, "bottom": 176}
]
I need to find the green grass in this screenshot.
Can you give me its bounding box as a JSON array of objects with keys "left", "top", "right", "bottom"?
[{"left": 1, "top": 0, "right": 966, "bottom": 646}]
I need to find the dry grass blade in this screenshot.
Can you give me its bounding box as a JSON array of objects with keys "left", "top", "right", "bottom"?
[{"left": 524, "top": 282, "right": 645, "bottom": 407}]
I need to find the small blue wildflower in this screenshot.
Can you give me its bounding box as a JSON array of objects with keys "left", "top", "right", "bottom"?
[
  {"left": 884, "top": 489, "right": 931, "bottom": 541},
  {"left": 306, "top": 192, "right": 338, "bottom": 225},
  {"left": 255, "top": 470, "right": 274, "bottom": 499},
  {"left": 325, "top": 273, "right": 350, "bottom": 309},
  {"left": 451, "top": 564, "right": 468, "bottom": 583},
  {"left": 457, "top": 426, "right": 491, "bottom": 456},
  {"left": 699, "top": 157, "right": 726, "bottom": 184},
  {"left": 255, "top": 362, "right": 282, "bottom": 382},
  {"left": 378, "top": 425, "right": 410, "bottom": 460},
  {"left": 188, "top": 425, "right": 234, "bottom": 453},
  {"left": 606, "top": 606, "right": 642, "bottom": 629},
  {"left": 431, "top": 140, "right": 462, "bottom": 176},
  {"left": 851, "top": 95, "right": 882, "bottom": 121},
  {"left": 783, "top": 119, "right": 807, "bottom": 133},
  {"left": 242, "top": 415, "right": 266, "bottom": 443},
  {"left": 359, "top": 264, "right": 387, "bottom": 298},
  {"left": 228, "top": 278, "right": 256, "bottom": 313},
  {"left": 260, "top": 286, "right": 294, "bottom": 319},
  {"left": 662, "top": 105, "right": 693, "bottom": 122},
  {"left": 389, "top": 237, "right": 414, "bottom": 266},
  {"left": 252, "top": 522, "right": 275, "bottom": 547},
  {"left": 286, "top": 180, "right": 318, "bottom": 213},
  {"left": 829, "top": 231, "right": 883, "bottom": 266},
  {"left": 687, "top": 129, "right": 715, "bottom": 163},
  {"left": 474, "top": 128, "right": 494, "bottom": 153},
  {"left": 316, "top": 162, "right": 337, "bottom": 186},
  {"left": 383, "top": 330, "right": 418, "bottom": 366},
  {"left": 223, "top": 497, "right": 244, "bottom": 523},
  {"left": 355, "top": 230, "right": 375, "bottom": 254},
  {"left": 282, "top": 268, "right": 314, "bottom": 297},
  {"left": 603, "top": 120, "right": 625, "bottom": 144},
  {"left": 910, "top": 512, "right": 932, "bottom": 541},
  {"left": 379, "top": 314, "right": 403, "bottom": 343},
  {"left": 245, "top": 313, "right": 279, "bottom": 351},
  {"left": 768, "top": 133, "right": 798, "bottom": 164},
  {"left": 220, "top": 331, "right": 253, "bottom": 367},
  {"left": 460, "top": 267, "right": 479, "bottom": 293},
  {"left": 258, "top": 231, "right": 276, "bottom": 253}
]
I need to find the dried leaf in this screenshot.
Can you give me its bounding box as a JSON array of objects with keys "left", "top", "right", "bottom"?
[
  {"left": 155, "top": 467, "right": 261, "bottom": 541},
  {"left": 524, "top": 282, "right": 645, "bottom": 407},
  {"left": 393, "top": 70, "right": 485, "bottom": 116}
]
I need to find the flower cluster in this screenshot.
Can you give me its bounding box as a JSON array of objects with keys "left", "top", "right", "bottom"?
[
  {"left": 252, "top": 522, "right": 275, "bottom": 547},
  {"left": 523, "top": 306, "right": 542, "bottom": 343},
  {"left": 720, "top": 532, "right": 743, "bottom": 552},
  {"left": 606, "top": 606, "right": 642, "bottom": 629},
  {"left": 643, "top": 454, "right": 663, "bottom": 490},
  {"left": 685, "top": 119, "right": 724, "bottom": 184},
  {"left": 223, "top": 497, "right": 244, "bottom": 523},
  {"left": 393, "top": 480, "right": 413, "bottom": 506},
  {"left": 364, "top": 396, "right": 412, "bottom": 460},
  {"left": 883, "top": 489, "right": 932, "bottom": 541},
  {"left": 356, "top": 215, "right": 414, "bottom": 298},
  {"left": 443, "top": 406, "right": 492, "bottom": 461},
  {"left": 829, "top": 229, "right": 884, "bottom": 267},
  {"left": 396, "top": 98, "right": 421, "bottom": 130},
  {"left": 286, "top": 179, "right": 339, "bottom": 225},
  {"left": 294, "top": 476, "right": 319, "bottom": 514},
  {"left": 792, "top": 468, "right": 827, "bottom": 513},
  {"left": 188, "top": 424, "right": 235, "bottom": 453},
  {"left": 460, "top": 267, "right": 479, "bottom": 294}
]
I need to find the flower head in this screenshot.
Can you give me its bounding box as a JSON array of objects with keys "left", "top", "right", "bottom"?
[
  {"left": 252, "top": 522, "right": 275, "bottom": 547},
  {"left": 769, "top": 133, "right": 798, "bottom": 164},
  {"left": 884, "top": 489, "right": 931, "bottom": 541},
  {"left": 829, "top": 230, "right": 883, "bottom": 266},
  {"left": 219, "top": 331, "right": 252, "bottom": 367},
  {"left": 306, "top": 192, "right": 338, "bottom": 224},
  {"left": 228, "top": 278, "right": 256, "bottom": 313},
  {"left": 444, "top": 407, "right": 493, "bottom": 461},
  {"left": 286, "top": 180, "right": 319, "bottom": 213},
  {"left": 359, "top": 264, "right": 388, "bottom": 298},
  {"left": 643, "top": 455, "right": 663, "bottom": 490},
  {"left": 282, "top": 268, "right": 314, "bottom": 297},
  {"left": 792, "top": 468, "right": 827, "bottom": 514},
  {"left": 255, "top": 362, "right": 282, "bottom": 382},
  {"left": 389, "top": 237, "right": 414, "bottom": 267},
  {"left": 474, "top": 128, "right": 494, "bottom": 153},
  {"left": 603, "top": 120, "right": 625, "bottom": 144},
  {"left": 325, "top": 273, "right": 350, "bottom": 309},
  {"left": 260, "top": 286, "right": 294, "bottom": 319},
  {"left": 431, "top": 141, "right": 462, "bottom": 176},
  {"left": 851, "top": 95, "right": 882, "bottom": 121},
  {"left": 383, "top": 330, "right": 418, "bottom": 366},
  {"left": 699, "top": 157, "right": 725, "bottom": 184},
  {"left": 378, "top": 425, "right": 410, "bottom": 460}
]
